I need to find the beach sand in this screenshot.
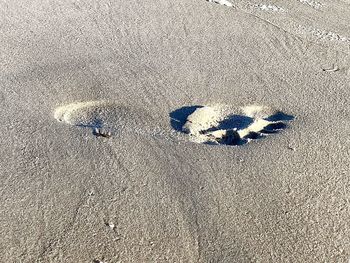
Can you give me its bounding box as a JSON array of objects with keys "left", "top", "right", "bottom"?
[{"left": 1, "top": 0, "right": 349, "bottom": 262}]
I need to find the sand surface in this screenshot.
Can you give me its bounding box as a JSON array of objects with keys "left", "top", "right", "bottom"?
[{"left": 1, "top": 0, "right": 350, "bottom": 262}]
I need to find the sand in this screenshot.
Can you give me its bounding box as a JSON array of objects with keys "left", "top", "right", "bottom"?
[{"left": 1, "top": 0, "right": 350, "bottom": 262}]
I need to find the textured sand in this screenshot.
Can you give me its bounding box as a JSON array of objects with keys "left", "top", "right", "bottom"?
[{"left": 1, "top": 0, "right": 350, "bottom": 262}]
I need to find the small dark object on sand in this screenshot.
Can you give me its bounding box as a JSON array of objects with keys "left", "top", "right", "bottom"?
[
  {"left": 93, "top": 128, "right": 112, "bottom": 138},
  {"left": 322, "top": 65, "right": 339, "bottom": 72}
]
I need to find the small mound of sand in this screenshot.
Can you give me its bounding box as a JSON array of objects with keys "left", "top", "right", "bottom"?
[
  {"left": 54, "top": 101, "right": 109, "bottom": 125},
  {"left": 54, "top": 100, "right": 162, "bottom": 139},
  {"left": 54, "top": 101, "right": 135, "bottom": 137},
  {"left": 182, "top": 105, "right": 223, "bottom": 135}
]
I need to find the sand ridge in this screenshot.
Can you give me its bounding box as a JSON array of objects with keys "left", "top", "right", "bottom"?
[
  {"left": 54, "top": 100, "right": 150, "bottom": 139},
  {"left": 54, "top": 100, "right": 110, "bottom": 125}
]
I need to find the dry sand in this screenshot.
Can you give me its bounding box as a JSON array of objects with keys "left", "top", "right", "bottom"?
[{"left": 1, "top": 0, "right": 350, "bottom": 262}]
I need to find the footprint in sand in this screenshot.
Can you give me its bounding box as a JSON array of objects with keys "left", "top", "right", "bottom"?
[
  {"left": 170, "top": 105, "right": 294, "bottom": 146},
  {"left": 54, "top": 101, "right": 151, "bottom": 138}
]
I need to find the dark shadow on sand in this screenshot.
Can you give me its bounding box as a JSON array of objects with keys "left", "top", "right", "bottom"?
[
  {"left": 264, "top": 112, "right": 294, "bottom": 122},
  {"left": 201, "top": 115, "right": 254, "bottom": 134},
  {"left": 76, "top": 118, "right": 104, "bottom": 136},
  {"left": 169, "top": 105, "right": 203, "bottom": 132}
]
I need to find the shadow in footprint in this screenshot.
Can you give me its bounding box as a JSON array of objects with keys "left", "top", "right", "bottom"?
[
  {"left": 217, "top": 130, "right": 248, "bottom": 146},
  {"left": 169, "top": 105, "right": 203, "bottom": 132},
  {"left": 76, "top": 118, "right": 103, "bottom": 129},
  {"left": 243, "top": 131, "right": 264, "bottom": 140},
  {"left": 260, "top": 122, "right": 287, "bottom": 134},
  {"left": 202, "top": 115, "right": 254, "bottom": 134},
  {"left": 204, "top": 134, "right": 249, "bottom": 146},
  {"left": 264, "top": 112, "right": 294, "bottom": 122},
  {"left": 76, "top": 118, "right": 105, "bottom": 136}
]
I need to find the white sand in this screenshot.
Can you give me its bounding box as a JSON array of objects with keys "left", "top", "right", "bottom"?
[{"left": 1, "top": 0, "right": 350, "bottom": 262}]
